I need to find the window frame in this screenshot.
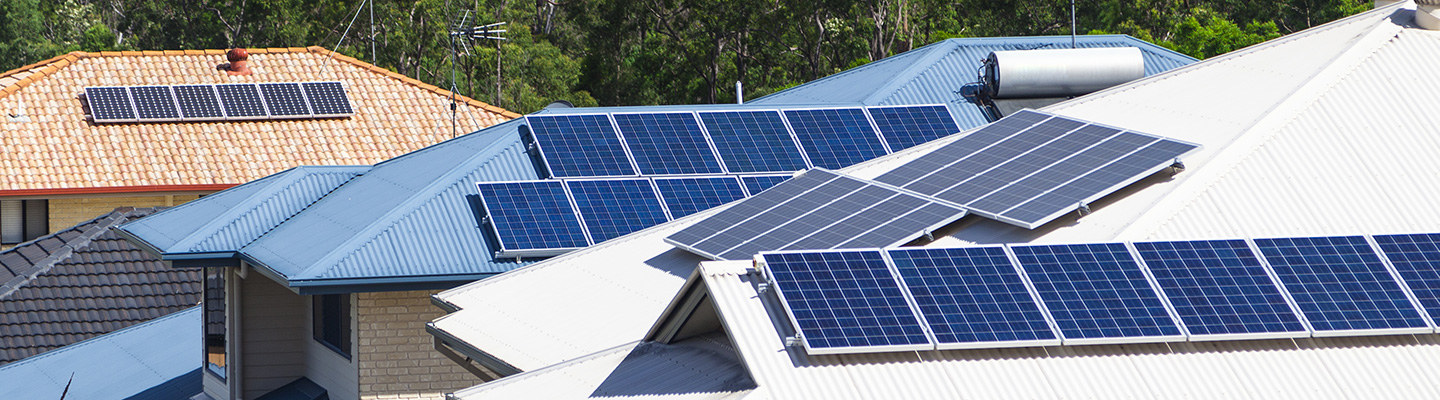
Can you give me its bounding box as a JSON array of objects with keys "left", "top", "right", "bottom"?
[
  {"left": 313, "top": 293, "right": 353, "bottom": 359},
  {"left": 0, "top": 199, "right": 48, "bottom": 244},
  {"left": 203, "top": 268, "right": 228, "bottom": 381}
]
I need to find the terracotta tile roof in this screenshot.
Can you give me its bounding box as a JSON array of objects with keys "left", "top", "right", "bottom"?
[
  {"left": 0, "top": 207, "right": 199, "bottom": 365},
  {"left": 0, "top": 47, "right": 520, "bottom": 195}
]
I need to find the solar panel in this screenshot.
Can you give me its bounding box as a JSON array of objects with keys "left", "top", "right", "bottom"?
[
  {"left": 867, "top": 105, "right": 962, "bottom": 152},
  {"left": 129, "top": 86, "right": 181, "bottom": 121},
  {"left": 1134, "top": 240, "right": 1310, "bottom": 340},
  {"left": 739, "top": 175, "right": 791, "bottom": 196},
  {"left": 527, "top": 114, "right": 637, "bottom": 178},
  {"left": 761, "top": 250, "right": 933, "bottom": 354},
  {"left": 653, "top": 176, "right": 747, "bottom": 219},
  {"left": 1255, "top": 236, "right": 1431, "bottom": 335},
  {"left": 172, "top": 85, "right": 225, "bottom": 121},
  {"left": 85, "top": 87, "right": 137, "bottom": 123},
  {"left": 301, "top": 82, "right": 355, "bottom": 117},
  {"left": 566, "top": 179, "right": 670, "bottom": 243},
  {"left": 888, "top": 247, "right": 1060, "bottom": 349},
  {"left": 476, "top": 181, "right": 590, "bottom": 257},
  {"left": 698, "top": 111, "right": 809, "bottom": 173},
  {"left": 214, "top": 84, "right": 268, "bottom": 119},
  {"left": 873, "top": 110, "right": 1198, "bottom": 229},
  {"left": 666, "top": 169, "right": 967, "bottom": 261},
  {"left": 259, "top": 83, "right": 311, "bottom": 118},
  {"left": 1374, "top": 233, "right": 1440, "bottom": 325},
  {"left": 1011, "top": 243, "right": 1185, "bottom": 344},
  {"left": 783, "top": 108, "right": 890, "bottom": 169},
  {"left": 611, "top": 112, "right": 724, "bottom": 175}
]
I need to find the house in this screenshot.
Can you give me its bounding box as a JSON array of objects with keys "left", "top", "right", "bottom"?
[
  {"left": 0, "top": 46, "right": 517, "bottom": 248},
  {"left": 115, "top": 36, "right": 1194, "bottom": 399},
  {"left": 0, "top": 306, "right": 200, "bottom": 400},
  {"left": 437, "top": 1, "right": 1440, "bottom": 398},
  {"left": 0, "top": 207, "right": 199, "bottom": 366}
]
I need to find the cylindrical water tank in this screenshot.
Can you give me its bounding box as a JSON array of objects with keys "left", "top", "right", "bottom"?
[{"left": 984, "top": 47, "right": 1145, "bottom": 99}]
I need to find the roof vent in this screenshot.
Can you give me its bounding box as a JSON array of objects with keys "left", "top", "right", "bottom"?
[
  {"left": 1419, "top": 1, "right": 1440, "bottom": 31},
  {"left": 982, "top": 47, "right": 1145, "bottom": 99},
  {"left": 217, "top": 48, "right": 253, "bottom": 76}
]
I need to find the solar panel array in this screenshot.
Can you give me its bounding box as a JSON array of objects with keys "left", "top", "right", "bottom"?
[
  {"left": 83, "top": 81, "right": 354, "bottom": 123},
  {"left": 523, "top": 105, "right": 961, "bottom": 178},
  {"left": 874, "top": 109, "right": 1200, "bottom": 229},
  {"left": 667, "top": 169, "right": 968, "bottom": 261},
  {"left": 758, "top": 233, "right": 1440, "bottom": 355}
]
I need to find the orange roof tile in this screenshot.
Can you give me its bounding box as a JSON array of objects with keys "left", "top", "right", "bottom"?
[{"left": 0, "top": 47, "right": 520, "bottom": 195}]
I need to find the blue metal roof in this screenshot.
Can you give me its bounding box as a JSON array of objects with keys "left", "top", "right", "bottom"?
[
  {"left": 751, "top": 35, "right": 1198, "bottom": 129},
  {"left": 117, "top": 35, "right": 1194, "bottom": 293},
  {"left": 0, "top": 307, "right": 200, "bottom": 400}
]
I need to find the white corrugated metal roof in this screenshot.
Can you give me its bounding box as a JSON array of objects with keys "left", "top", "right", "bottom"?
[{"left": 435, "top": 2, "right": 1440, "bottom": 394}]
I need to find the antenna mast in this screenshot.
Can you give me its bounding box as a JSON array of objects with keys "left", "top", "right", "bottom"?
[
  {"left": 446, "top": 9, "right": 507, "bottom": 138},
  {"left": 1070, "top": 0, "right": 1077, "bottom": 49}
]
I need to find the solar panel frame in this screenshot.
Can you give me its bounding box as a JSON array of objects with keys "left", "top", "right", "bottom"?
[
  {"left": 782, "top": 107, "right": 892, "bottom": 169},
  {"left": 475, "top": 180, "right": 592, "bottom": 258},
  {"left": 525, "top": 113, "right": 639, "bottom": 178},
  {"left": 697, "top": 110, "right": 812, "bottom": 173},
  {"left": 171, "top": 85, "right": 226, "bottom": 121},
  {"left": 564, "top": 178, "right": 672, "bottom": 243},
  {"left": 887, "top": 246, "right": 1062, "bottom": 349},
  {"left": 214, "top": 83, "right": 270, "bottom": 120},
  {"left": 258, "top": 82, "right": 313, "bottom": 119},
  {"left": 300, "top": 81, "right": 356, "bottom": 118},
  {"left": 610, "top": 112, "right": 726, "bottom": 175},
  {"left": 1252, "top": 236, "right": 1432, "bottom": 337},
  {"left": 1009, "top": 242, "right": 1188, "bottom": 345},
  {"left": 1132, "top": 239, "right": 1312, "bottom": 341},
  {"left": 997, "top": 138, "right": 1200, "bottom": 228},
  {"left": 84, "top": 86, "right": 139, "bottom": 123},
  {"left": 739, "top": 174, "right": 793, "bottom": 196},
  {"left": 865, "top": 104, "right": 963, "bottom": 152},
  {"left": 652, "top": 176, "right": 748, "bottom": 219},
  {"left": 759, "top": 249, "right": 937, "bottom": 354},
  {"left": 1373, "top": 233, "right": 1440, "bottom": 329},
  {"left": 128, "top": 85, "right": 182, "bottom": 122}
]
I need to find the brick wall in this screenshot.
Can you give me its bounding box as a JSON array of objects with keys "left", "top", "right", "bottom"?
[
  {"left": 357, "top": 290, "right": 491, "bottom": 400},
  {"left": 48, "top": 194, "right": 203, "bottom": 232}
]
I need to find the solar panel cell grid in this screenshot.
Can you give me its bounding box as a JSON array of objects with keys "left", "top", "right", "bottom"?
[
  {"left": 1012, "top": 243, "right": 1184, "bottom": 342},
  {"left": 1255, "top": 236, "right": 1429, "bottom": 333},
  {"left": 85, "top": 87, "right": 136, "bottom": 122},
  {"left": 214, "top": 84, "right": 268, "bottom": 118},
  {"left": 1135, "top": 240, "right": 1308, "bottom": 338},
  {"left": 528, "top": 115, "right": 637, "bottom": 178},
  {"left": 902, "top": 117, "right": 1080, "bottom": 196},
  {"left": 259, "top": 83, "right": 311, "bottom": 117},
  {"left": 1374, "top": 233, "right": 1440, "bottom": 322},
  {"left": 889, "top": 247, "right": 1058, "bottom": 346},
  {"left": 613, "top": 113, "right": 724, "bottom": 175},
  {"left": 653, "top": 177, "right": 747, "bottom": 219},
  {"left": 129, "top": 86, "right": 180, "bottom": 120},
  {"left": 698, "top": 111, "right": 810, "bottom": 173},
  {"left": 763, "top": 250, "right": 932, "bottom": 352},
  {"left": 867, "top": 105, "right": 962, "bottom": 152},
  {"left": 936, "top": 123, "right": 1119, "bottom": 206},
  {"left": 476, "top": 181, "right": 589, "bottom": 253},
  {"left": 566, "top": 179, "right": 671, "bottom": 243},
  {"left": 874, "top": 110, "right": 1049, "bottom": 187},
  {"left": 171, "top": 85, "right": 225, "bottom": 120},
  {"left": 783, "top": 108, "right": 890, "bottom": 169},
  {"left": 970, "top": 132, "right": 1154, "bottom": 214},
  {"left": 301, "top": 82, "right": 355, "bottom": 116},
  {"left": 740, "top": 175, "right": 791, "bottom": 196}
]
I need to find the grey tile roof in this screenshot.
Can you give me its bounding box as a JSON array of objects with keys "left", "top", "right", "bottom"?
[{"left": 0, "top": 207, "right": 200, "bottom": 365}]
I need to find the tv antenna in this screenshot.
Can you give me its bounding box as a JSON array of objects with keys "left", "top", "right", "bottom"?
[{"left": 445, "top": 8, "right": 507, "bottom": 137}]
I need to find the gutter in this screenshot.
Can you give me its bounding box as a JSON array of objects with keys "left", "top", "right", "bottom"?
[
  {"left": 0, "top": 183, "right": 235, "bottom": 198},
  {"left": 427, "top": 321, "right": 523, "bottom": 377}
]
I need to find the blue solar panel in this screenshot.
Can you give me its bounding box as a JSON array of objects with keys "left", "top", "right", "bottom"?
[
  {"left": 1374, "top": 233, "right": 1440, "bottom": 324},
  {"left": 527, "top": 115, "right": 636, "bottom": 177},
  {"left": 1254, "top": 236, "right": 1429, "bottom": 335},
  {"left": 888, "top": 247, "right": 1059, "bottom": 348},
  {"left": 762, "top": 250, "right": 933, "bottom": 354},
  {"left": 654, "top": 177, "right": 747, "bottom": 219},
  {"left": 1135, "top": 240, "right": 1309, "bottom": 339},
  {"left": 783, "top": 108, "right": 890, "bottom": 169},
  {"left": 172, "top": 85, "right": 224, "bottom": 120},
  {"left": 476, "top": 181, "right": 589, "bottom": 256},
  {"left": 740, "top": 175, "right": 791, "bottom": 196},
  {"left": 867, "top": 105, "right": 962, "bottom": 152},
  {"left": 698, "top": 111, "right": 810, "bottom": 173},
  {"left": 1012, "top": 243, "right": 1184, "bottom": 343},
  {"left": 129, "top": 86, "right": 180, "bottom": 121},
  {"left": 612, "top": 113, "right": 724, "bottom": 175},
  {"left": 85, "top": 87, "right": 136, "bottom": 122},
  {"left": 300, "top": 81, "right": 354, "bottom": 117},
  {"left": 214, "top": 84, "right": 267, "bottom": 119},
  {"left": 566, "top": 179, "right": 670, "bottom": 243}
]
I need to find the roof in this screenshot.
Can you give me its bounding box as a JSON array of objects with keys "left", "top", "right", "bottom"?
[
  {"left": 0, "top": 207, "right": 199, "bottom": 365},
  {"left": 750, "top": 35, "right": 1197, "bottom": 128},
  {"left": 0, "top": 47, "right": 518, "bottom": 196},
  {"left": 430, "top": 1, "right": 1440, "bottom": 380},
  {"left": 0, "top": 306, "right": 200, "bottom": 400}
]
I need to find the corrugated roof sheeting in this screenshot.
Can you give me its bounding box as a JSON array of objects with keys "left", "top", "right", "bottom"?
[
  {"left": 0, "top": 307, "right": 199, "bottom": 400},
  {"left": 191, "top": 167, "right": 365, "bottom": 252}
]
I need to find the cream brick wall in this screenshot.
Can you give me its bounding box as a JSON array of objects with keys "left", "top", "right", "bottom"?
[
  {"left": 47, "top": 194, "right": 203, "bottom": 232},
  {"left": 358, "top": 290, "right": 490, "bottom": 400}
]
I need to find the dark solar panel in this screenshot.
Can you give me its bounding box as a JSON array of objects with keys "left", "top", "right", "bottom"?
[
  {"left": 527, "top": 114, "right": 637, "bottom": 178},
  {"left": 612, "top": 113, "right": 724, "bottom": 175},
  {"left": 889, "top": 247, "right": 1060, "bottom": 348},
  {"left": 999, "top": 139, "right": 1197, "bottom": 226},
  {"left": 259, "top": 83, "right": 311, "bottom": 118},
  {"left": 129, "top": 86, "right": 180, "bottom": 121},
  {"left": 782, "top": 108, "right": 890, "bottom": 169},
  {"left": 85, "top": 87, "right": 137, "bottom": 123},
  {"left": 172, "top": 85, "right": 225, "bottom": 120},
  {"left": 214, "top": 84, "right": 267, "bottom": 119},
  {"left": 1374, "top": 233, "right": 1440, "bottom": 323},
  {"left": 761, "top": 250, "right": 933, "bottom": 354},
  {"left": 665, "top": 169, "right": 835, "bottom": 252},
  {"left": 476, "top": 181, "right": 590, "bottom": 256},
  {"left": 1012, "top": 243, "right": 1185, "bottom": 343},
  {"left": 301, "top": 82, "right": 355, "bottom": 117},
  {"left": 739, "top": 175, "right": 791, "bottom": 196},
  {"left": 653, "top": 176, "right": 747, "bottom": 219},
  {"left": 698, "top": 111, "right": 809, "bottom": 173},
  {"left": 1135, "top": 240, "right": 1309, "bottom": 339},
  {"left": 1255, "top": 236, "right": 1430, "bottom": 335},
  {"left": 867, "top": 105, "right": 962, "bottom": 152},
  {"left": 875, "top": 110, "right": 1050, "bottom": 187},
  {"left": 566, "top": 179, "right": 670, "bottom": 243}
]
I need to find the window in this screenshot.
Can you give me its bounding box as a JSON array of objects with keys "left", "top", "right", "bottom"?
[
  {"left": 313, "top": 294, "right": 352, "bottom": 358},
  {"left": 204, "top": 269, "right": 227, "bottom": 380},
  {"left": 0, "top": 199, "right": 47, "bottom": 244}
]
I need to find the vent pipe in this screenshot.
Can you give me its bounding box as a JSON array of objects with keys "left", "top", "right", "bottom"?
[
  {"left": 736, "top": 81, "right": 744, "bottom": 104},
  {"left": 1418, "top": 0, "right": 1440, "bottom": 30}
]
